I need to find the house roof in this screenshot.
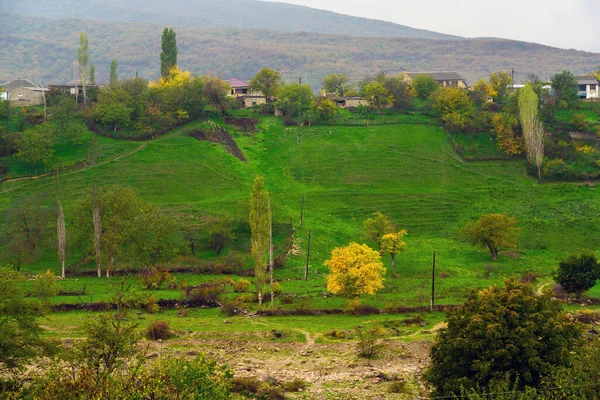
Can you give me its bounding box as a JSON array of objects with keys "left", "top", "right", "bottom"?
[
  {"left": 575, "top": 76, "right": 599, "bottom": 85},
  {"left": 228, "top": 78, "right": 250, "bottom": 88},
  {"left": 407, "top": 72, "right": 465, "bottom": 81},
  {"left": 65, "top": 79, "right": 91, "bottom": 86},
  {"left": 2, "top": 79, "right": 39, "bottom": 91}
]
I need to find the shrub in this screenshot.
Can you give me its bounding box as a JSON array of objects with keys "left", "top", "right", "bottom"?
[
  {"left": 572, "top": 113, "right": 589, "bottom": 131},
  {"left": 271, "top": 281, "right": 282, "bottom": 295},
  {"left": 280, "top": 295, "right": 294, "bottom": 304},
  {"left": 520, "top": 271, "right": 538, "bottom": 284},
  {"left": 233, "top": 279, "right": 251, "bottom": 293},
  {"left": 221, "top": 300, "right": 243, "bottom": 316},
  {"left": 402, "top": 315, "right": 426, "bottom": 326},
  {"left": 438, "top": 271, "right": 450, "bottom": 278},
  {"left": 187, "top": 282, "right": 226, "bottom": 302},
  {"left": 282, "top": 378, "right": 307, "bottom": 392},
  {"left": 388, "top": 379, "right": 408, "bottom": 394},
  {"left": 356, "top": 325, "right": 386, "bottom": 358},
  {"left": 554, "top": 251, "right": 600, "bottom": 297},
  {"left": 344, "top": 298, "right": 380, "bottom": 315},
  {"left": 573, "top": 309, "right": 600, "bottom": 324},
  {"left": 138, "top": 267, "right": 172, "bottom": 290},
  {"left": 324, "top": 329, "right": 348, "bottom": 339},
  {"left": 31, "top": 270, "right": 61, "bottom": 305},
  {"left": 146, "top": 320, "right": 171, "bottom": 340},
  {"left": 146, "top": 295, "right": 160, "bottom": 314}
]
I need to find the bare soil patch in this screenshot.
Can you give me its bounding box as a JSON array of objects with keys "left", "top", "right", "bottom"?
[
  {"left": 225, "top": 117, "right": 259, "bottom": 133},
  {"left": 188, "top": 128, "right": 247, "bottom": 161}
]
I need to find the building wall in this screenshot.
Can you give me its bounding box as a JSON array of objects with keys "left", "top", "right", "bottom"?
[
  {"left": 243, "top": 96, "right": 267, "bottom": 108},
  {"left": 8, "top": 87, "right": 45, "bottom": 106}
]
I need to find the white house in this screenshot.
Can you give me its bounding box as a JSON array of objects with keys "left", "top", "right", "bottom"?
[{"left": 575, "top": 76, "right": 599, "bottom": 99}]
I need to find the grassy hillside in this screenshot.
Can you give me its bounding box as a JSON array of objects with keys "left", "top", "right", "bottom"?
[
  {"left": 3, "top": 0, "right": 461, "bottom": 40},
  {"left": 1, "top": 13, "right": 599, "bottom": 86},
  {"left": 2, "top": 111, "right": 600, "bottom": 307}
]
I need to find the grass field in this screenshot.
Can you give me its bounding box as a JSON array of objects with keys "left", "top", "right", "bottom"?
[{"left": 2, "top": 110, "right": 600, "bottom": 312}]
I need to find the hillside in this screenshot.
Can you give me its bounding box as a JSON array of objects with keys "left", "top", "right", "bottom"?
[
  {"left": 2, "top": 13, "right": 599, "bottom": 86},
  {"left": 2, "top": 0, "right": 461, "bottom": 40}
]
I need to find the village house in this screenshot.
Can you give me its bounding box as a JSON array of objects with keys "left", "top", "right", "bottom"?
[
  {"left": 227, "top": 78, "right": 267, "bottom": 108},
  {"left": 333, "top": 97, "right": 370, "bottom": 109},
  {"left": 575, "top": 76, "right": 599, "bottom": 99},
  {"left": 2, "top": 79, "right": 48, "bottom": 106},
  {"left": 405, "top": 72, "right": 468, "bottom": 88}
]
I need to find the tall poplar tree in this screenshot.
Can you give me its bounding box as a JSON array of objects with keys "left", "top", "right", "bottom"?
[
  {"left": 89, "top": 64, "right": 96, "bottom": 86},
  {"left": 249, "top": 176, "right": 271, "bottom": 308},
  {"left": 160, "top": 28, "right": 178, "bottom": 79},
  {"left": 77, "top": 32, "right": 89, "bottom": 107},
  {"left": 109, "top": 59, "right": 118, "bottom": 85},
  {"left": 519, "top": 84, "right": 545, "bottom": 180}
]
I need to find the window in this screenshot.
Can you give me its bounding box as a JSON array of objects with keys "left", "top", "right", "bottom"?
[{"left": 591, "top": 84, "right": 597, "bottom": 91}]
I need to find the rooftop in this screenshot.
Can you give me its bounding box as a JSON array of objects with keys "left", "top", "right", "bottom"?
[
  {"left": 407, "top": 71, "right": 465, "bottom": 81},
  {"left": 228, "top": 78, "right": 250, "bottom": 88},
  {"left": 3, "top": 79, "right": 39, "bottom": 91}
]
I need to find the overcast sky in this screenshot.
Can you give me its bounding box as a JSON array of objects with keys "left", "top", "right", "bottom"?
[{"left": 265, "top": 0, "right": 600, "bottom": 53}]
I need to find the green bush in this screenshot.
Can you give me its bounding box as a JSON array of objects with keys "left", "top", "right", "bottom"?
[
  {"left": 233, "top": 279, "right": 251, "bottom": 293},
  {"left": 146, "top": 320, "right": 171, "bottom": 340},
  {"left": 138, "top": 267, "right": 171, "bottom": 290},
  {"left": 356, "top": 325, "right": 386, "bottom": 358},
  {"left": 554, "top": 250, "right": 600, "bottom": 297}
]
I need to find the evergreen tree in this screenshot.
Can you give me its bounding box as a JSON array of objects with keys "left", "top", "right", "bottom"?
[
  {"left": 109, "top": 59, "right": 118, "bottom": 85},
  {"left": 160, "top": 28, "right": 178, "bottom": 79},
  {"left": 77, "top": 32, "right": 89, "bottom": 107},
  {"left": 89, "top": 64, "right": 95, "bottom": 86}
]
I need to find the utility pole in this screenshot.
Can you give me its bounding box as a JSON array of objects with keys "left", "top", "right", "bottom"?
[
  {"left": 300, "top": 194, "right": 304, "bottom": 228},
  {"left": 431, "top": 251, "right": 436, "bottom": 311}
]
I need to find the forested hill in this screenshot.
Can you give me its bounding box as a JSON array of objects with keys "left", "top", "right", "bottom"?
[
  {"left": 1, "top": 0, "right": 461, "bottom": 40},
  {"left": 2, "top": 13, "right": 599, "bottom": 86}
]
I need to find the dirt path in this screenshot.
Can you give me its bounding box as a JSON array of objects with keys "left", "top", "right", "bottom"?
[{"left": 537, "top": 282, "right": 553, "bottom": 296}]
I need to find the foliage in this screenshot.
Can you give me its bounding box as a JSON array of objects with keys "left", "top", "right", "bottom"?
[
  {"left": 233, "top": 279, "right": 251, "bottom": 293},
  {"left": 471, "top": 79, "right": 495, "bottom": 104},
  {"left": 204, "top": 215, "right": 236, "bottom": 256},
  {"left": 146, "top": 320, "right": 171, "bottom": 340},
  {"left": 109, "top": 59, "right": 118, "bottom": 85},
  {"left": 554, "top": 250, "right": 600, "bottom": 297},
  {"left": 355, "top": 324, "right": 386, "bottom": 358},
  {"left": 461, "top": 213, "right": 519, "bottom": 260},
  {"left": 431, "top": 87, "right": 473, "bottom": 117},
  {"left": 491, "top": 113, "right": 524, "bottom": 155},
  {"left": 488, "top": 71, "right": 512, "bottom": 100},
  {"left": 363, "top": 211, "right": 395, "bottom": 251},
  {"left": 249, "top": 176, "right": 271, "bottom": 307},
  {"left": 552, "top": 70, "right": 578, "bottom": 105},
  {"left": 313, "top": 96, "right": 338, "bottom": 121},
  {"left": 364, "top": 81, "right": 392, "bottom": 112},
  {"left": 381, "top": 230, "right": 407, "bottom": 267},
  {"left": 276, "top": 83, "right": 314, "bottom": 118},
  {"left": 77, "top": 32, "right": 89, "bottom": 106},
  {"left": 15, "top": 124, "right": 55, "bottom": 166},
  {"left": 325, "top": 242, "right": 385, "bottom": 299},
  {"left": 519, "top": 84, "right": 545, "bottom": 179},
  {"left": 384, "top": 73, "right": 411, "bottom": 110},
  {"left": 249, "top": 67, "right": 281, "bottom": 100},
  {"left": 160, "top": 27, "right": 178, "bottom": 79},
  {"left": 322, "top": 73, "right": 351, "bottom": 97},
  {"left": 31, "top": 269, "right": 61, "bottom": 305},
  {"left": 138, "top": 267, "right": 172, "bottom": 290},
  {"left": 572, "top": 113, "right": 589, "bottom": 131},
  {"left": 151, "top": 66, "right": 206, "bottom": 117},
  {"left": 424, "top": 278, "right": 582, "bottom": 397},
  {"left": 411, "top": 75, "right": 439, "bottom": 99},
  {"left": 0, "top": 266, "right": 51, "bottom": 371},
  {"left": 202, "top": 76, "right": 232, "bottom": 116}
]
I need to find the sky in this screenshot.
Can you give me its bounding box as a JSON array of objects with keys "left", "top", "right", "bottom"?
[{"left": 265, "top": 0, "right": 600, "bottom": 53}]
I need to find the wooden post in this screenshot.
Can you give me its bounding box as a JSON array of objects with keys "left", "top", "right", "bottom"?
[
  {"left": 304, "top": 230, "right": 311, "bottom": 281},
  {"left": 300, "top": 193, "right": 304, "bottom": 228},
  {"left": 431, "top": 251, "right": 436, "bottom": 311}
]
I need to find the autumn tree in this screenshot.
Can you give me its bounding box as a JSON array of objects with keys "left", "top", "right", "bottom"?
[
  {"left": 381, "top": 230, "right": 407, "bottom": 267},
  {"left": 489, "top": 71, "right": 512, "bottom": 100},
  {"left": 109, "top": 59, "right": 118, "bottom": 85},
  {"left": 77, "top": 32, "right": 89, "bottom": 107},
  {"left": 491, "top": 113, "right": 524, "bottom": 155},
  {"left": 322, "top": 73, "right": 351, "bottom": 97},
  {"left": 249, "top": 68, "right": 281, "bottom": 101},
  {"left": 425, "top": 278, "right": 581, "bottom": 397},
  {"left": 151, "top": 66, "right": 206, "bottom": 117},
  {"left": 461, "top": 213, "right": 519, "bottom": 260},
  {"left": 276, "top": 83, "right": 314, "bottom": 118},
  {"left": 249, "top": 176, "right": 271, "bottom": 308},
  {"left": 554, "top": 251, "right": 600, "bottom": 297},
  {"left": 313, "top": 97, "right": 338, "bottom": 121},
  {"left": 325, "top": 242, "right": 385, "bottom": 300},
  {"left": 551, "top": 70, "right": 578, "bottom": 105},
  {"left": 431, "top": 87, "right": 474, "bottom": 132},
  {"left": 364, "top": 81, "right": 392, "bottom": 113},
  {"left": 363, "top": 212, "right": 395, "bottom": 251},
  {"left": 471, "top": 79, "right": 494, "bottom": 105},
  {"left": 160, "top": 27, "right": 178, "bottom": 79},
  {"left": 411, "top": 75, "right": 438, "bottom": 99},
  {"left": 519, "top": 84, "right": 545, "bottom": 179}
]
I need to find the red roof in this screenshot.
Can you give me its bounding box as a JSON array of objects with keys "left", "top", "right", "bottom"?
[{"left": 228, "top": 78, "right": 250, "bottom": 88}]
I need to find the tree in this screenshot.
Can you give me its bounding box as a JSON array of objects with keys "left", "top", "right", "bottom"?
[
  {"left": 31, "top": 269, "right": 61, "bottom": 306},
  {"left": 489, "top": 71, "right": 512, "bottom": 100},
  {"left": 249, "top": 68, "right": 281, "bottom": 101},
  {"left": 461, "top": 213, "right": 519, "bottom": 260},
  {"left": 276, "top": 83, "right": 314, "bottom": 118},
  {"left": 364, "top": 81, "right": 392, "bottom": 113},
  {"left": 109, "top": 59, "right": 118, "bottom": 85},
  {"left": 322, "top": 73, "right": 350, "bottom": 97},
  {"left": 313, "top": 97, "right": 338, "bottom": 121},
  {"left": 491, "top": 113, "right": 524, "bottom": 155},
  {"left": 56, "top": 176, "right": 67, "bottom": 279},
  {"left": 15, "top": 124, "right": 55, "bottom": 167},
  {"left": 160, "top": 27, "right": 178, "bottom": 79},
  {"left": 431, "top": 87, "right": 473, "bottom": 117},
  {"left": 381, "top": 230, "right": 407, "bottom": 268},
  {"left": 325, "top": 242, "right": 385, "bottom": 300},
  {"left": 424, "top": 278, "right": 581, "bottom": 397},
  {"left": 89, "top": 64, "right": 96, "bottom": 86},
  {"left": 1, "top": 196, "right": 50, "bottom": 271},
  {"left": 151, "top": 66, "right": 206, "bottom": 117},
  {"left": 363, "top": 212, "right": 394, "bottom": 251},
  {"left": 554, "top": 251, "right": 600, "bottom": 297},
  {"left": 0, "top": 266, "right": 52, "bottom": 372},
  {"left": 471, "top": 78, "right": 494, "bottom": 104},
  {"left": 249, "top": 176, "right": 271, "bottom": 308},
  {"left": 202, "top": 76, "right": 232, "bottom": 116},
  {"left": 204, "top": 215, "right": 235, "bottom": 256},
  {"left": 551, "top": 70, "right": 578, "bottom": 105},
  {"left": 384, "top": 74, "right": 411, "bottom": 110},
  {"left": 411, "top": 75, "right": 439, "bottom": 99},
  {"left": 77, "top": 32, "right": 89, "bottom": 107},
  {"left": 519, "top": 84, "right": 545, "bottom": 179}
]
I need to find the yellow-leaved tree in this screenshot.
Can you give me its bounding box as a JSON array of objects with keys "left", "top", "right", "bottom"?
[
  {"left": 325, "top": 242, "right": 385, "bottom": 301},
  {"left": 381, "top": 230, "right": 407, "bottom": 267}
]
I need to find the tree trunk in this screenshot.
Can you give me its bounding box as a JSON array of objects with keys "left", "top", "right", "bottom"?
[
  {"left": 258, "top": 290, "right": 262, "bottom": 308},
  {"left": 57, "top": 197, "right": 66, "bottom": 279},
  {"left": 269, "top": 222, "right": 274, "bottom": 309},
  {"left": 391, "top": 253, "right": 396, "bottom": 268},
  {"left": 92, "top": 185, "right": 102, "bottom": 278}
]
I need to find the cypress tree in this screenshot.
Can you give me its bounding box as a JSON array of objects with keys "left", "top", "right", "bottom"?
[{"left": 160, "top": 27, "right": 178, "bottom": 79}]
